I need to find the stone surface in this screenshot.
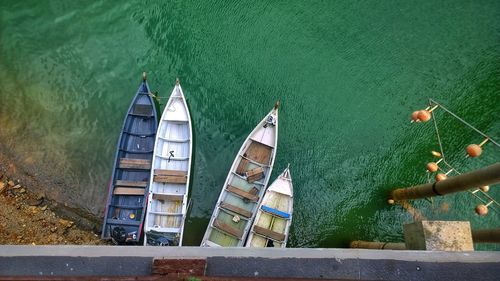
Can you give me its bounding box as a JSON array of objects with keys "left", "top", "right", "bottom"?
[{"left": 404, "top": 220, "right": 473, "bottom": 251}]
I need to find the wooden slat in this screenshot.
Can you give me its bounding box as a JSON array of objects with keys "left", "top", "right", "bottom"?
[
  {"left": 226, "top": 185, "right": 259, "bottom": 202},
  {"left": 253, "top": 225, "right": 286, "bottom": 242},
  {"left": 115, "top": 180, "right": 148, "bottom": 187},
  {"left": 154, "top": 169, "right": 187, "bottom": 176},
  {"left": 236, "top": 158, "right": 249, "bottom": 175},
  {"left": 153, "top": 193, "right": 183, "bottom": 202},
  {"left": 220, "top": 202, "right": 252, "bottom": 218},
  {"left": 246, "top": 167, "right": 264, "bottom": 183},
  {"left": 119, "top": 158, "right": 151, "bottom": 169},
  {"left": 245, "top": 142, "right": 272, "bottom": 164},
  {"left": 153, "top": 175, "right": 187, "bottom": 184},
  {"left": 113, "top": 187, "right": 145, "bottom": 195},
  {"left": 213, "top": 219, "right": 243, "bottom": 239}
]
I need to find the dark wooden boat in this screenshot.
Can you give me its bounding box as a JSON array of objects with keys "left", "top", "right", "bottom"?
[{"left": 102, "top": 73, "right": 159, "bottom": 244}]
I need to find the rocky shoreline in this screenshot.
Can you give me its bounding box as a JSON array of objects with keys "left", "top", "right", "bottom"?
[{"left": 0, "top": 173, "right": 107, "bottom": 245}]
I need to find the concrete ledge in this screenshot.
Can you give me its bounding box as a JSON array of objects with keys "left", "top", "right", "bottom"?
[
  {"left": 1, "top": 246, "right": 499, "bottom": 280},
  {"left": 1, "top": 245, "right": 498, "bottom": 262}
]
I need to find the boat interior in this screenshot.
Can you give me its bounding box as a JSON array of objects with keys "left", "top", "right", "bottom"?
[
  {"left": 144, "top": 90, "right": 191, "bottom": 245},
  {"left": 104, "top": 91, "right": 157, "bottom": 242},
  {"left": 206, "top": 139, "right": 275, "bottom": 247},
  {"left": 249, "top": 191, "right": 292, "bottom": 248}
]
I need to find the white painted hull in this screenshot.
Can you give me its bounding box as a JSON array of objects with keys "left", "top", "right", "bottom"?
[
  {"left": 245, "top": 167, "right": 293, "bottom": 248},
  {"left": 144, "top": 81, "right": 192, "bottom": 246},
  {"left": 201, "top": 104, "right": 279, "bottom": 247}
]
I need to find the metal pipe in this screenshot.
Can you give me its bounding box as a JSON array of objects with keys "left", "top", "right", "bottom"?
[
  {"left": 472, "top": 229, "right": 500, "bottom": 243},
  {"left": 390, "top": 163, "right": 500, "bottom": 201},
  {"left": 350, "top": 240, "right": 406, "bottom": 250}
]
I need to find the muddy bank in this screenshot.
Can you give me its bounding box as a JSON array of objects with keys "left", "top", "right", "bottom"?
[
  {"left": 0, "top": 145, "right": 108, "bottom": 244},
  {"left": 0, "top": 173, "right": 107, "bottom": 245},
  {"left": 0, "top": 143, "right": 106, "bottom": 233}
]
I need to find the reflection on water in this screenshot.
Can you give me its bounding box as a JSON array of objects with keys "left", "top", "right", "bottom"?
[{"left": 0, "top": 0, "right": 498, "bottom": 248}]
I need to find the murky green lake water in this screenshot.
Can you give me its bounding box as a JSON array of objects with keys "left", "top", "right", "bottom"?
[{"left": 0, "top": 0, "right": 498, "bottom": 248}]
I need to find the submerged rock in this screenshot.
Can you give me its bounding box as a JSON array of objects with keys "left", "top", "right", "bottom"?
[{"left": 27, "top": 198, "right": 43, "bottom": 206}]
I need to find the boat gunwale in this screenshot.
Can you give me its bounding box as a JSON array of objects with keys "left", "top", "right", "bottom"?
[
  {"left": 201, "top": 106, "right": 278, "bottom": 247},
  {"left": 144, "top": 81, "right": 193, "bottom": 246},
  {"left": 102, "top": 79, "right": 158, "bottom": 242}
]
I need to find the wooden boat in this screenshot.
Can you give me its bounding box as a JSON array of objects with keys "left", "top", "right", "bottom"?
[
  {"left": 245, "top": 166, "right": 293, "bottom": 248},
  {"left": 102, "top": 73, "right": 159, "bottom": 244},
  {"left": 143, "top": 79, "right": 192, "bottom": 246},
  {"left": 201, "top": 102, "right": 279, "bottom": 247}
]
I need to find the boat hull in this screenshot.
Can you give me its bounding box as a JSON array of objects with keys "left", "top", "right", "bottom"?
[
  {"left": 102, "top": 79, "right": 159, "bottom": 244},
  {"left": 144, "top": 81, "right": 192, "bottom": 246},
  {"left": 201, "top": 105, "right": 278, "bottom": 247},
  {"left": 245, "top": 167, "right": 293, "bottom": 248}
]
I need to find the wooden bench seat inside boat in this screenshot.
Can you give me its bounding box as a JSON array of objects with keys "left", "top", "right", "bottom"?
[
  {"left": 261, "top": 205, "right": 291, "bottom": 219},
  {"left": 220, "top": 202, "right": 252, "bottom": 218},
  {"left": 153, "top": 169, "right": 187, "bottom": 184},
  {"left": 246, "top": 167, "right": 264, "bottom": 183},
  {"left": 245, "top": 142, "right": 272, "bottom": 165},
  {"left": 253, "top": 225, "right": 286, "bottom": 242},
  {"left": 153, "top": 193, "right": 183, "bottom": 202},
  {"left": 213, "top": 219, "right": 243, "bottom": 239},
  {"left": 119, "top": 158, "right": 152, "bottom": 170},
  {"left": 236, "top": 158, "right": 249, "bottom": 175},
  {"left": 113, "top": 187, "right": 145, "bottom": 196},
  {"left": 115, "top": 180, "right": 148, "bottom": 188},
  {"left": 226, "top": 185, "right": 259, "bottom": 202}
]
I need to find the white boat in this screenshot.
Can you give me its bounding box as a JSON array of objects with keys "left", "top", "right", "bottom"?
[
  {"left": 201, "top": 102, "right": 279, "bottom": 247},
  {"left": 144, "top": 79, "right": 192, "bottom": 246},
  {"left": 245, "top": 166, "right": 293, "bottom": 248}
]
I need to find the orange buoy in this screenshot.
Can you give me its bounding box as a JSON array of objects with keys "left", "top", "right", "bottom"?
[
  {"left": 435, "top": 173, "right": 447, "bottom": 181},
  {"left": 479, "top": 186, "right": 490, "bottom": 192},
  {"left": 426, "top": 162, "right": 439, "bottom": 172},
  {"left": 466, "top": 144, "right": 482, "bottom": 157},
  {"left": 475, "top": 204, "right": 488, "bottom": 216},
  {"left": 411, "top": 111, "right": 420, "bottom": 121},
  {"left": 417, "top": 110, "right": 431, "bottom": 122}
]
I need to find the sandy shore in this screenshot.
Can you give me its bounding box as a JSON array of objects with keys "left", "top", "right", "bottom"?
[{"left": 0, "top": 173, "right": 107, "bottom": 245}]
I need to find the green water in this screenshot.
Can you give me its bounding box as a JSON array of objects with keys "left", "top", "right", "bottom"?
[{"left": 0, "top": 1, "right": 498, "bottom": 248}]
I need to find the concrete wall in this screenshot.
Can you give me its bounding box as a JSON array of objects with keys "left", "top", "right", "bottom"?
[{"left": 1, "top": 246, "right": 499, "bottom": 280}]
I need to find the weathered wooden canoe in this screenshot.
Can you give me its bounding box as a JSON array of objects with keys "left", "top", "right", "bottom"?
[
  {"left": 245, "top": 166, "right": 293, "bottom": 248},
  {"left": 143, "top": 79, "right": 192, "bottom": 246},
  {"left": 201, "top": 102, "right": 279, "bottom": 247},
  {"left": 102, "top": 73, "right": 159, "bottom": 244}
]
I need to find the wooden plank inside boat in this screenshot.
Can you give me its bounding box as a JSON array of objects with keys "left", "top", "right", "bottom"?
[
  {"left": 226, "top": 185, "right": 259, "bottom": 202},
  {"left": 153, "top": 169, "right": 187, "bottom": 183},
  {"left": 153, "top": 193, "right": 183, "bottom": 202},
  {"left": 253, "top": 225, "right": 285, "bottom": 241},
  {"left": 113, "top": 187, "right": 145, "bottom": 196},
  {"left": 236, "top": 158, "right": 249, "bottom": 175},
  {"left": 118, "top": 158, "right": 152, "bottom": 169},
  {"left": 154, "top": 169, "right": 187, "bottom": 176},
  {"left": 154, "top": 175, "right": 187, "bottom": 184},
  {"left": 213, "top": 219, "right": 243, "bottom": 239},
  {"left": 220, "top": 202, "right": 252, "bottom": 218},
  {"left": 115, "top": 180, "right": 148, "bottom": 187},
  {"left": 246, "top": 167, "right": 264, "bottom": 183},
  {"left": 244, "top": 142, "right": 272, "bottom": 165}
]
